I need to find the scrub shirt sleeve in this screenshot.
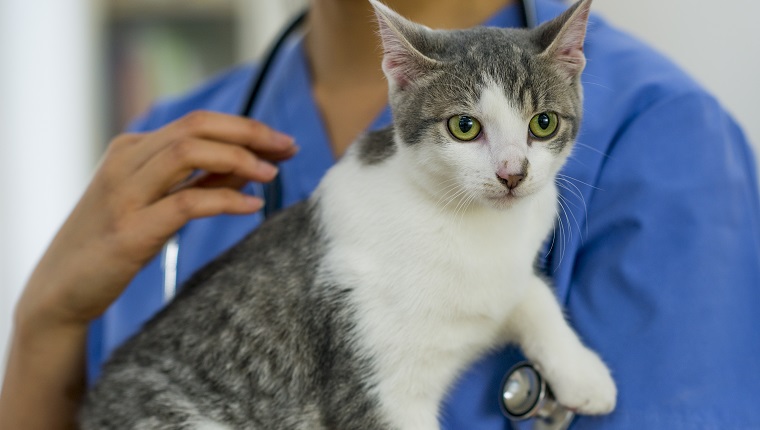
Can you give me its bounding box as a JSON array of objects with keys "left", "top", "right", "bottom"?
[
  {"left": 125, "top": 101, "right": 181, "bottom": 132},
  {"left": 567, "top": 92, "right": 760, "bottom": 429}
]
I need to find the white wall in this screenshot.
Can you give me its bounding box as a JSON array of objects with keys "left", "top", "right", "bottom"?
[
  {"left": 0, "top": 0, "right": 304, "bottom": 389},
  {"left": 0, "top": 0, "right": 98, "bottom": 381},
  {"left": 593, "top": 0, "right": 760, "bottom": 159},
  {"left": 239, "top": 0, "right": 306, "bottom": 60}
]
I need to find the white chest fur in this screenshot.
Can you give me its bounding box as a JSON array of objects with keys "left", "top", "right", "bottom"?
[{"left": 316, "top": 151, "right": 557, "bottom": 429}]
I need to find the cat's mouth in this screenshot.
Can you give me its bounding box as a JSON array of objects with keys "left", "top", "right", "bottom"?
[
  {"left": 491, "top": 192, "right": 518, "bottom": 200},
  {"left": 485, "top": 190, "right": 524, "bottom": 207}
]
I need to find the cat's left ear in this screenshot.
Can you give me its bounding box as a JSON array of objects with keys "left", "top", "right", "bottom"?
[
  {"left": 370, "top": 0, "right": 440, "bottom": 91},
  {"left": 535, "top": 0, "right": 592, "bottom": 80}
]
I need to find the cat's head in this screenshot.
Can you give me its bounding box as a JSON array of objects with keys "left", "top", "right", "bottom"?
[{"left": 371, "top": 0, "right": 591, "bottom": 210}]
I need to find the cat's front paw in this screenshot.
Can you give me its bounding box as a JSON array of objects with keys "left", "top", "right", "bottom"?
[{"left": 541, "top": 348, "right": 617, "bottom": 415}]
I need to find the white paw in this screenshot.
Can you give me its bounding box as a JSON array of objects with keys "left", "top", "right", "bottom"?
[{"left": 540, "top": 347, "right": 617, "bottom": 415}]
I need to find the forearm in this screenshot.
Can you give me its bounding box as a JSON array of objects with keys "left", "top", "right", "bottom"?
[
  {"left": 0, "top": 311, "right": 88, "bottom": 430},
  {"left": 0, "top": 112, "right": 296, "bottom": 430}
]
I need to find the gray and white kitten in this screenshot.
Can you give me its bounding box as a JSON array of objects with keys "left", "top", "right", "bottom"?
[{"left": 81, "top": 1, "right": 616, "bottom": 428}]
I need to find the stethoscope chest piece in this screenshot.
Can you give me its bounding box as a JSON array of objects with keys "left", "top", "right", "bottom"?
[{"left": 500, "top": 362, "right": 575, "bottom": 430}]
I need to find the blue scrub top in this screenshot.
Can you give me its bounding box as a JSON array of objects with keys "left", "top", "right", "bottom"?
[{"left": 89, "top": 1, "right": 760, "bottom": 428}]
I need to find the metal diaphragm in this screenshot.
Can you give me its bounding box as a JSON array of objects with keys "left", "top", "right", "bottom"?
[{"left": 500, "top": 362, "right": 575, "bottom": 430}]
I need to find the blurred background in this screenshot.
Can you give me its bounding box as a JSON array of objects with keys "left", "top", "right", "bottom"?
[{"left": 1, "top": 0, "right": 758, "bottom": 382}]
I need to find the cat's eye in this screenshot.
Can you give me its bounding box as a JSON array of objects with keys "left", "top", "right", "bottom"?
[
  {"left": 528, "top": 112, "right": 559, "bottom": 139},
  {"left": 447, "top": 115, "right": 482, "bottom": 142}
]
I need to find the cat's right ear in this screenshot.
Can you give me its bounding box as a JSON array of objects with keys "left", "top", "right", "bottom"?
[
  {"left": 534, "top": 0, "right": 592, "bottom": 80},
  {"left": 370, "top": 0, "right": 439, "bottom": 91}
]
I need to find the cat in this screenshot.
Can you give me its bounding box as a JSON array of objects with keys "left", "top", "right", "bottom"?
[{"left": 80, "top": 0, "right": 616, "bottom": 428}]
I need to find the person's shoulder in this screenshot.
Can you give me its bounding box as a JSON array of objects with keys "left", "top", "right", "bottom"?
[
  {"left": 537, "top": 0, "right": 705, "bottom": 107},
  {"left": 587, "top": 16, "right": 703, "bottom": 104},
  {"left": 128, "top": 63, "right": 257, "bottom": 132},
  {"left": 532, "top": 0, "right": 748, "bottom": 172}
]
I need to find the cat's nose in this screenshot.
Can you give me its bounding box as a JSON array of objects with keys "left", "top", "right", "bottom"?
[
  {"left": 496, "top": 159, "right": 530, "bottom": 190},
  {"left": 497, "top": 173, "right": 525, "bottom": 190},
  {"left": 496, "top": 165, "right": 526, "bottom": 190}
]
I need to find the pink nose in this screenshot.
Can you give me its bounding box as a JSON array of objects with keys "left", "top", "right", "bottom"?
[
  {"left": 496, "top": 166, "right": 526, "bottom": 190},
  {"left": 498, "top": 174, "right": 524, "bottom": 189}
]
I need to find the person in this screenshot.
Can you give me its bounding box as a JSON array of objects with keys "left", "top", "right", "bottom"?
[{"left": 2, "top": 0, "right": 759, "bottom": 428}]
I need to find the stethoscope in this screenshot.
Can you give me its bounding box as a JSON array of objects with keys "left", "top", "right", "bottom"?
[
  {"left": 160, "top": 1, "right": 575, "bottom": 428},
  {"left": 501, "top": 362, "right": 576, "bottom": 429}
]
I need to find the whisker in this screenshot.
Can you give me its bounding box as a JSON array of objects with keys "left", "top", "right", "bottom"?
[
  {"left": 555, "top": 182, "right": 581, "bottom": 210},
  {"left": 556, "top": 196, "right": 574, "bottom": 246},
  {"left": 437, "top": 185, "right": 469, "bottom": 216},
  {"left": 557, "top": 173, "right": 603, "bottom": 191},
  {"left": 556, "top": 178, "right": 589, "bottom": 237},
  {"left": 555, "top": 177, "right": 584, "bottom": 199},
  {"left": 574, "top": 141, "right": 612, "bottom": 159},
  {"left": 580, "top": 80, "right": 613, "bottom": 91},
  {"left": 557, "top": 193, "right": 584, "bottom": 245},
  {"left": 552, "top": 207, "right": 567, "bottom": 271},
  {"left": 450, "top": 186, "right": 470, "bottom": 220},
  {"left": 434, "top": 178, "right": 468, "bottom": 210},
  {"left": 456, "top": 192, "right": 475, "bottom": 227},
  {"left": 455, "top": 190, "right": 477, "bottom": 227},
  {"left": 545, "top": 212, "right": 557, "bottom": 259}
]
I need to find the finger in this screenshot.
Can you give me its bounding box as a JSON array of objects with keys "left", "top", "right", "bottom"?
[
  {"left": 94, "top": 133, "right": 150, "bottom": 183},
  {"left": 255, "top": 142, "right": 300, "bottom": 162},
  {"left": 137, "top": 188, "right": 264, "bottom": 239},
  {"left": 140, "top": 111, "right": 296, "bottom": 164},
  {"left": 182, "top": 172, "right": 251, "bottom": 191},
  {"left": 130, "top": 137, "right": 279, "bottom": 203}
]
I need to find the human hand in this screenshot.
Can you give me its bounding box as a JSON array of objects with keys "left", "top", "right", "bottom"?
[{"left": 15, "top": 110, "right": 297, "bottom": 331}]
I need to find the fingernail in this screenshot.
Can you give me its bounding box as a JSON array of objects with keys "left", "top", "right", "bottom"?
[
  {"left": 274, "top": 132, "right": 295, "bottom": 148},
  {"left": 258, "top": 161, "right": 279, "bottom": 177},
  {"left": 245, "top": 196, "right": 265, "bottom": 210}
]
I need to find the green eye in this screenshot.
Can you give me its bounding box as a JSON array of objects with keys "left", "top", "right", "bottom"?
[
  {"left": 447, "top": 115, "right": 482, "bottom": 141},
  {"left": 529, "top": 112, "right": 559, "bottom": 139}
]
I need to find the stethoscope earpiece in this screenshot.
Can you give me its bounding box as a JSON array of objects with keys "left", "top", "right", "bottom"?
[{"left": 500, "top": 362, "right": 575, "bottom": 430}]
